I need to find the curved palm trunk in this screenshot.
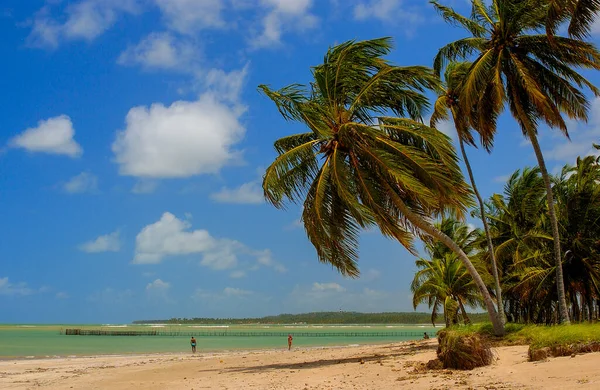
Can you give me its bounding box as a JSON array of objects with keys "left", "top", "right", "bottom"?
[
  {"left": 458, "top": 138, "right": 506, "bottom": 325},
  {"left": 526, "top": 129, "right": 571, "bottom": 324},
  {"left": 394, "top": 199, "right": 505, "bottom": 336}
]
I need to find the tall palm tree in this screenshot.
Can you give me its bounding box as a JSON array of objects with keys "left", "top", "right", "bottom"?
[
  {"left": 431, "top": 61, "right": 506, "bottom": 324},
  {"left": 486, "top": 168, "right": 554, "bottom": 323},
  {"left": 553, "top": 156, "right": 600, "bottom": 321},
  {"left": 412, "top": 218, "right": 487, "bottom": 327},
  {"left": 259, "top": 37, "right": 505, "bottom": 335},
  {"left": 547, "top": 0, "right": 600, "bottom": 39},
  {"left": 431, "top": 0, "right": 600, "bottom": 324}
]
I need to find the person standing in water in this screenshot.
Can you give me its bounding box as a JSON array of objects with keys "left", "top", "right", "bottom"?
[
  {"left": 190, "top": 336, "right": 197, "bottom": 353},
  {"left": 287, "top": 334, "right": 293, "bottom": 350}
]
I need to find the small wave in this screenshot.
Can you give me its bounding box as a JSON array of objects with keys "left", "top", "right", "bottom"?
[
  {"left": 105, "top": 325, "right": 128, "bottom": 328},
  {"left": 150, "top": 325, "right": 165, "bottom": 328}
]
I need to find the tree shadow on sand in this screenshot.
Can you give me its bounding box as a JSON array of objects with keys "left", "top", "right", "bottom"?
[{"left": 198, "top": 342, "right": 438, "bottom": 374}]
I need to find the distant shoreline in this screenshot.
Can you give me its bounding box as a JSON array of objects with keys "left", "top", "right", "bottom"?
[{"left": 131, "top": 311, "right": 487, "bottom": 325}]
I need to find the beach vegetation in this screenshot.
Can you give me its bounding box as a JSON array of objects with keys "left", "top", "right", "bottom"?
[
  {"left": 431, "top": 0, "right": 600, "bottom": 325},
  {"left": 440, "top": 322, "right": 600, "bottom": 362},
  {"left": 431, "top": 61, "right": 507, "bottom": 325},
  {"left": 259, "top": 37, "right": 505, "bottom": 335},
  {"left": 411, "top": 218, "right": 487, "bottom": 327}
]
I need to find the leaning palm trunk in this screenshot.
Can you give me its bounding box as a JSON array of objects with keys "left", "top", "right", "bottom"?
[
  {"left": 458, "top": 138, "right": 506, "bottom": 325},
  {"left": 395, "top": 197, "right": 505, "bottom": 336},
  {"left": 527, "top": 130, "right": 571, "bottom": 324}
]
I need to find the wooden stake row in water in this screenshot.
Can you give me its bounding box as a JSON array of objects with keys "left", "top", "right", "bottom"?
[{"left": 62, "top": 329, "right": 427, "bottom": 337}]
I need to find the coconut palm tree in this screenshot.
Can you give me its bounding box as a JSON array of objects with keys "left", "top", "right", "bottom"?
[
  {"left": 431, "top": 0, "right": 600, "bottom": 324},
  {"left": 431, "top": 61, "right": 506, "bottom": 324},
  {"left": 412, "top": 218, "right": 487, "bottom": 327},
  {"left": 547, "top": 0, "right": 600, "bottom": 39},
  {"left": 553, "top": 156, "right": 600, "bottom": 321},
  {"left": 412, "top": 254, "right": 484, "bottom": 327},
  {"left": 486, "top": 168, "right": 554, "bottom": 323},
  {"left": 259, "top": 37, "right": 505, "bottom": 335}
]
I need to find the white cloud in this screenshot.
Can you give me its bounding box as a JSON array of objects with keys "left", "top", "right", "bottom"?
[
  {"left": 210, "top": 180, "right": 264, "bottom": 204},
  {"left": 542, "top": 97, "right": 600, "bottom": 163},
  {"left": 493, "top": 174, "right": 511, "bottom": 183},
  {"left": 28, "top": 0, "right": 140, "bottom": 48},
  {"left": 133, "top": 212, "right": 214, "bottom": 264},
  {"left": 0, "top": 277, "right": 34, "bottom": 296},
  {"left": 363, "top": 269, "right": 381, "bottom": 282},
  {"left": 312, "top": 282, "right": 346, "bottom": 293},
  {"left": 254, "top": 249, "right": 287, "bottom": 273},
  {"left": 9, "top": 115, "right": 82, "bottom": 157},
  {"left": 154, "top": 0, "right": 225, "bottom": 34},
  {"left": 202, "top": 65, "right": 249, "bottom": 103},
  {"left": 132, "top": 180, "right": 159, "bottom": 194},
  {"left": 230, "top": 270, "right": 246, "bottom": 278},
  {"left": 192, "top": 286, "right": 259, "bottom": 301},
  {"left": 56, "top": 292, "right": 69, "bottom": 299},
  {"left": 118, "top": 32, "right": 199, "bottom": 71},
  {"left": 353, "top": 0, "right": 424, "bottom": 35},
  {"left": 112, "top": 93, "right": 245, "bottom": 178},
  {"left": 434, "top": 119, "right": 457, "bottom": 140},
  {"left": 251, "top": 0, "right": 317, "bottom": 48},
  {"left": 79, "top": 231, "right": 121, "bottom": 253},
  {"left": 88, "top": 287, "right": 134, "bottom": 304},
  {"left": 223, "top": 287, "right": 252, "bottom": 296},
  {"left": 132, "top": 212, "right": 281, "bottom": 273},
  {"left": 146, "top": 278, "right": 170, "bottom": 291},
  {"left": 63, "top": 172, "right": 98, "bottom": 194}
]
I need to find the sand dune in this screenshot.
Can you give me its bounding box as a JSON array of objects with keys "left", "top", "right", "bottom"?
[{"left": 1, "top": 340, "right": 599, "bottom": 389}]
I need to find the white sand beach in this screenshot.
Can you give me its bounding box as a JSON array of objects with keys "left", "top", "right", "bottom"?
[{"left": 1, "top": 340, "right": 599, "bottom": 389}]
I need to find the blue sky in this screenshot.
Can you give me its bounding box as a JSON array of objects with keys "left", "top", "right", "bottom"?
[{"left": 1, "top": 0, "right": 600, "bottom": 324}]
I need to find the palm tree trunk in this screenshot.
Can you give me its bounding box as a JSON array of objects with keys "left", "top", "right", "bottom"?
[
  {"left": 458, "top": 298, "right": 471, "bottom": 325},
  {"left": 458, "top": 138, "right": 506, "bottom": 325},
  {"left": 526, "top": 129, "right": 571, "bottom": 324},
  {"left": 394, "top": 198, "right": 505, "bottom": 336}
]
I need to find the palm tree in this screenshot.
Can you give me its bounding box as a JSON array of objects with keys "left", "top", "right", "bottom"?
[
  {"left": 412, "top": 219, "right": 487, "bottom": 327},
  {"left": 431, "top": 61, "right": 506, "bottom": 324},
  {"left": 486, "top": 168, "right": 554, "bottom": 323},
  {"left": 259, "top": 37, "right": 505, "bottom": 335},
  {"left": 553, "top": 156, "right": 600, "bottom": 321},
  {"left": 547, "top": 0, "right": 600, "bottom": 39},
  {"left": 431, "top": 0, "right": 600, "bottom": 324}
]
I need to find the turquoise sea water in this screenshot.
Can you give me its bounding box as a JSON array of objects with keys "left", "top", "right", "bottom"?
[{"left": 0, "top": 324, "right": 439, "bottom": 359}]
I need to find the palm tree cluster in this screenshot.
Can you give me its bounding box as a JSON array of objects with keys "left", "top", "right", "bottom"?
[
  {"left": 487, "top": 156, "right": 600, "bottom": 324},
  {"left": 414, "top": 156, "right": 600, "bottom": 327},
  {"left": 259, "top": 0, "right": 600, "bottom": 336}
]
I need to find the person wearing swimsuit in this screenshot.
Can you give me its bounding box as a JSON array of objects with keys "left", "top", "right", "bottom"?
[{"left": 190, "top": 336, "right": 197, "bottom": 353}]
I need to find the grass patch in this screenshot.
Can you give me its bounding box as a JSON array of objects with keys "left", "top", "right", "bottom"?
[{"left": 437, "top": 322, "right": 600, "bottom": 362}]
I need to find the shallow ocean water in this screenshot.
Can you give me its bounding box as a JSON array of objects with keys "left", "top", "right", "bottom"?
[{"left": 0, "top": 324, "right": 439, "bottom": 358}]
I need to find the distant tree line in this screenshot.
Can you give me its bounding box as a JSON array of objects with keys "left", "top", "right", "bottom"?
[{"left": 132, "top": 311, "right": 490, "bottom": 325}]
